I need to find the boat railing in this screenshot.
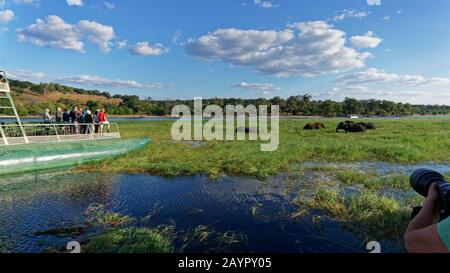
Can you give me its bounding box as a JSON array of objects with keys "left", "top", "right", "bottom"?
[{"left": 0, "top": 122, "right": 121, "bottom": 146}]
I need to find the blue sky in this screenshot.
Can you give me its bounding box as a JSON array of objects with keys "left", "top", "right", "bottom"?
[{"left": 1, "top": 0, "right": 450, "bottom": 104}]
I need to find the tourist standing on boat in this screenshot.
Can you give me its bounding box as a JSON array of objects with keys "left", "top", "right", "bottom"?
[
  {"left": 98, "top": 108, "right": 110, "bottom": 134},
  {"left": 56, "top": 107, "right": 63, "bottom": 123},
  {"left": 77, "top": 108, "right": 83, "bottom": 122},
  {"left": 43, "top": 109, "right": 52, "bottom": 135},
  {"left": 63, "top": 108, "right": 71, "bottom": 135},
  {"left": 63, "top": 108, "right": 70, "bottom": 123},
  {"left": 43, "top": 109, "right": 52, "bottom": 124},
  {"left": 84, "top": 110, "right": 94, "bottom": 134},
  {"left": 94, "top": 109, "right": 100, "bottom": 134},
  {"left": 77, "top": 107, "right": 84, "bottom": 134},
  {"left": 70, "top": 106, "right": 79, "bottom": 134},
  {"left": 0, "top": 73, "right": 6, "bottom": 83},
  {"left": 55, "top": 107, "right": 63, "bottom": 135},
  {"left": 80, "top": 108, "right": 87, "bottom": 134}
]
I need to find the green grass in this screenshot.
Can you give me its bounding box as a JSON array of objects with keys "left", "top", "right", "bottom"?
[
  {"left": 347, "top": 192, "right": 411, "bottom": 239},
  {"left": 335, "top": 170, "right": 410, "bottom": 191},
  {"left": 178, "top": 225, "right": 248, "bottom": 252},
  {"left": 294, "top": 168, "right": 424, "bottom": 241},
  {"left": 85, "top": 227, "right": 174, "bottom": 253},
  {"left": 85, "top": 204, "right": 132, "bottom": 227},
  {"left": 300, "top": 187, "right": 412, "bottom": 240},
  {"left": 80, "top": 205, "right": 247, "bottom": 253},
  {"left": 80, "top": 117, "right": 450, "bottom": 178}
]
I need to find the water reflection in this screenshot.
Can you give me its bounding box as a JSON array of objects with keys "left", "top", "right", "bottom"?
[{"left": 0, "top": 171, "right": 395, "bottom": 253}]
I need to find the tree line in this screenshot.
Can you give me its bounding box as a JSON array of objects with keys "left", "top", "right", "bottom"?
[{"left": 7, "top": 80, "right": 450, "bottom": 117}]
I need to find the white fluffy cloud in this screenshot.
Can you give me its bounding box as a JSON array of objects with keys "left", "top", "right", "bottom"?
[
  {"left": 129, "top": 42, "right": 169, "bottom": 56},
  {"left": 8, "top": 70, "right": 46, "bottom": 81},
  {"left": 104, "top": 1, "right": 115, "bottom": 10},
  {"left": 172, "top": 30, "right": 181, "bottom": 45},
  {"left": 336, "top": 68, "right": 449, "bottom": 86},
  {"left": 327, "top": 68, "right": 450, "bottom": 104},
  {"left": 16, "top": 15, "right": 84, "bottom": 52},
  {"left": 333, "top": 9, "right": 369, "bottom": 22},
  {"left": 231, "top": 82, "right": 280, "bottom": 91},
  {"left": 16, "top": 15, "right": 115, "bottom": 53},
  {"left": 254, "top": 0, "right": 277, "bottom": 8},
  {"left": 78, "top": 20, "right": 115, "bottom": 53},
  {"left": 350, "top": 31, "right": 383, "bottom": 48},
  {"left": 185, "top": 21, "right": 371, "bottom": 77},
  {"left": 13, "top": 0, "right": 40, "bottom": 5},
  {"left": 367, "top": 0, "right": 381, "bottom": 6},
  {"left": 59, "top": 75, "right": 174, "bottom": 89},
  {"left": 116, "top": 39, "right": 127, "bottom": 49},
  {"left": 66, "top": 0, "right": 83, "bottom": 6},
  {"left": 7, "top": 70, "right": 173, "bottom": 90},
  {"left": 0, "top": 10, "right": 14, "bottom": 24},
  {"left": 320, "top": 86, "right": 450, "bottom": 105}
]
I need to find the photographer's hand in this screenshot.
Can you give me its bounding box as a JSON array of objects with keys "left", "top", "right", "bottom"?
[
  {"left": 404, "top": 184, "right": 449, "bottom": 253},
  {"left": 421, "top": 183, "right": 441, "bottom": 224}
]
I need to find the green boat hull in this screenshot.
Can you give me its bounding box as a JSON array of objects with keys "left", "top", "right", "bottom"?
[{"left": 0, "top": 138, "right": 151, "bottom": 176}]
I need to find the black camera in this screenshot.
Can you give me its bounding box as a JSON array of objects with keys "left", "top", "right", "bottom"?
[{"left": 410, "top": 169, "right": 450, "bottom": 220}]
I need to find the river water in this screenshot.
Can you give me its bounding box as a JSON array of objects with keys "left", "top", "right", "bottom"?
[
  {"left": 2, "top": 160, "right": 450, "bottom": 253},
  {"left": 0, "top": 171, "right": 382, "bottom": 253}
]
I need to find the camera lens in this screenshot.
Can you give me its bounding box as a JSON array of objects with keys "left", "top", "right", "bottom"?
[{"left": 410, "top": 169, "right": 446, "bottom": 197}]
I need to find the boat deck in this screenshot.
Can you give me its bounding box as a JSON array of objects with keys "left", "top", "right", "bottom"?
[
  {"left": 0, "top": 132, "right": 121, "bottom": 145},
  {"left": 0, "top": 123, "right": 121, "bottom": 146}
]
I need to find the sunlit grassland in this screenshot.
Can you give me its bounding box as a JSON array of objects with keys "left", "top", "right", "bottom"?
[{"left": 80, "top": 117, "right": 450, "bottom": 178}]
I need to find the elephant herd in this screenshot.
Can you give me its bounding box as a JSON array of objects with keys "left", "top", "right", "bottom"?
[{"left": 303, "top": 121, "right": 376, "bottom": 133}]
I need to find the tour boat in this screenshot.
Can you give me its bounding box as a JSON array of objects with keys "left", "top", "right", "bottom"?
[{"left": 0, "top": 71, "right": 150, "bottom": 175}]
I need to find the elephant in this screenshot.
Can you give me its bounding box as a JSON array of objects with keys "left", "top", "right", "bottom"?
[
  {"left": 336, "top": 121, "right": 367, "bottom": 133},
  {"left": 336, "top": 121, "right": 376, "bottom": 132},
  {"left": 303, "top": 122, "right": 326, "bottom": 130},
  {"left": 361, "top": 122, "right": 376, "bottom": 130}
]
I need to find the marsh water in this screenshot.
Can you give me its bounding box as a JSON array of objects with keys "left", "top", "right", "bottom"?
[
  {"left": 2, "top": 161, "right": 450, "bottom": 253},
  {"left": 0, "top": 170, "right": 384, "bottom": 253},
  {"left": 0, "top": 162, "right": 450, "bottom": 253}
]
